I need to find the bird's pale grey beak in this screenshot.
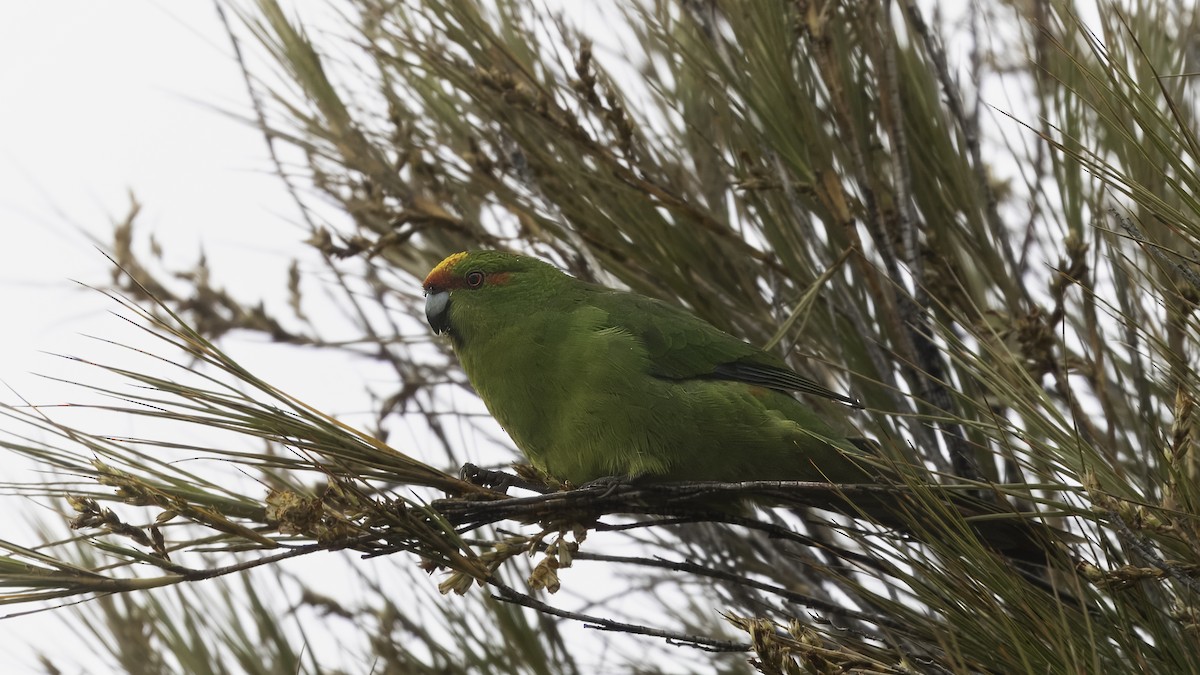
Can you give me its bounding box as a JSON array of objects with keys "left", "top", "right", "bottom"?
[{"left": 425, "top": 290, "right": 451, "bottom": 334}]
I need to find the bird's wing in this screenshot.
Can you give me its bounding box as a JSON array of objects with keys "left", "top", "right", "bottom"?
[{"left": 588, "top": 289, "right": 860, "bottom": 407}]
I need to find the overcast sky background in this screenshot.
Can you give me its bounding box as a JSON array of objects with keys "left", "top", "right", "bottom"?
[
  {"left": 0, "top": 2, "right": 302, "bottom": 389},
  {"left": 0, "top": 3, "right": 362, "bottom": 670}
]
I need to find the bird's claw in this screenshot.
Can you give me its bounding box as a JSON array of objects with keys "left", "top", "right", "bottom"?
[{"left": 579, "top": 474, "right": 631, "bottom": 499}]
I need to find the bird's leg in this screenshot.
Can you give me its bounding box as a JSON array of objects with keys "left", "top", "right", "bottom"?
[{"left": 459, "top": 463, "right": 555, "bottom": 494}]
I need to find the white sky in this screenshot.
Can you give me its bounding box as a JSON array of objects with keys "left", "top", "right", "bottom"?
[
  {"left": 0, "top": 3, "right": 341, "bottom": 670},
  {"left": 0, "top": 2, "right": 302, "bottom": 384}
]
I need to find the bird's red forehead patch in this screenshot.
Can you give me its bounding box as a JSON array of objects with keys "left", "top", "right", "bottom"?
[{"left": 423, "top": 252, "right": 468, "bottom": 289}]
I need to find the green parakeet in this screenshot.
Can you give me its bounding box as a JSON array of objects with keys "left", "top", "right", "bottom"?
[
  {"left": 422, "top": 250, "right": 1054, "bottom": 560},
  {"left": 422, "top": 250, "right": 872, "bottom": 486}
]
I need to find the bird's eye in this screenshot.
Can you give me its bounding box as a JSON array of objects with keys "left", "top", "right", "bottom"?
[{"left": 465, "top": 270, "right": 485, "bottom": 288}]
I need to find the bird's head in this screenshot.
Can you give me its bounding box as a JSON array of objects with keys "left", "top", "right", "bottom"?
[{"left": 422, "top": 250, "right": 565, "bottom": 341}]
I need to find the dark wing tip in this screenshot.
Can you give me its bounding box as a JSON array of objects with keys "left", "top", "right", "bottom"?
[
  {"left": 800, "top": 382, "right": 864, "bottom": 409},
  {"left": 712, "top": 362, "right": 863, "bottom": 407}
]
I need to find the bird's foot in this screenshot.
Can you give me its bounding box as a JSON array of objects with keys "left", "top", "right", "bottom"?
[
  {"left": 578, "top": 474, "right": 632, "bottom": 499},
  {"left": 460, "top": 463, "right": 554, "bottom": 494},
  {"left": 459, "top": 463, "right": 516, "bottom": 494}
]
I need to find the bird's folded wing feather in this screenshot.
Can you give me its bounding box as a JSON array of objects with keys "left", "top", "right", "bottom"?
[{"left": 588, "top": 290, "right": 860, "bottom": 407}]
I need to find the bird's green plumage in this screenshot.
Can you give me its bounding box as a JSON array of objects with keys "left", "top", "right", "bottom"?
[
  {"left": 422, "top": 250, "right": 871, "bottom": 486},
  {"left": 422, "top": 251, "right": 1065, "bottom": 564}
]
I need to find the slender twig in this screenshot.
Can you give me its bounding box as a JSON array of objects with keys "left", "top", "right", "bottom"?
[
  {"left": 488, "top": 579, "right": 750, "bottom": 652},
  {"left": 213, "top": 0, "right": 319, "bottom": 234},
  {"left": 901, "top": 0, "right": 1020, "bottom": 278},
  {"left": 571, "top": 550, "right": 913, "bottom": 633},
  {"left": 1109, "top": 510, "right": 1200, "bottom": 596}
]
